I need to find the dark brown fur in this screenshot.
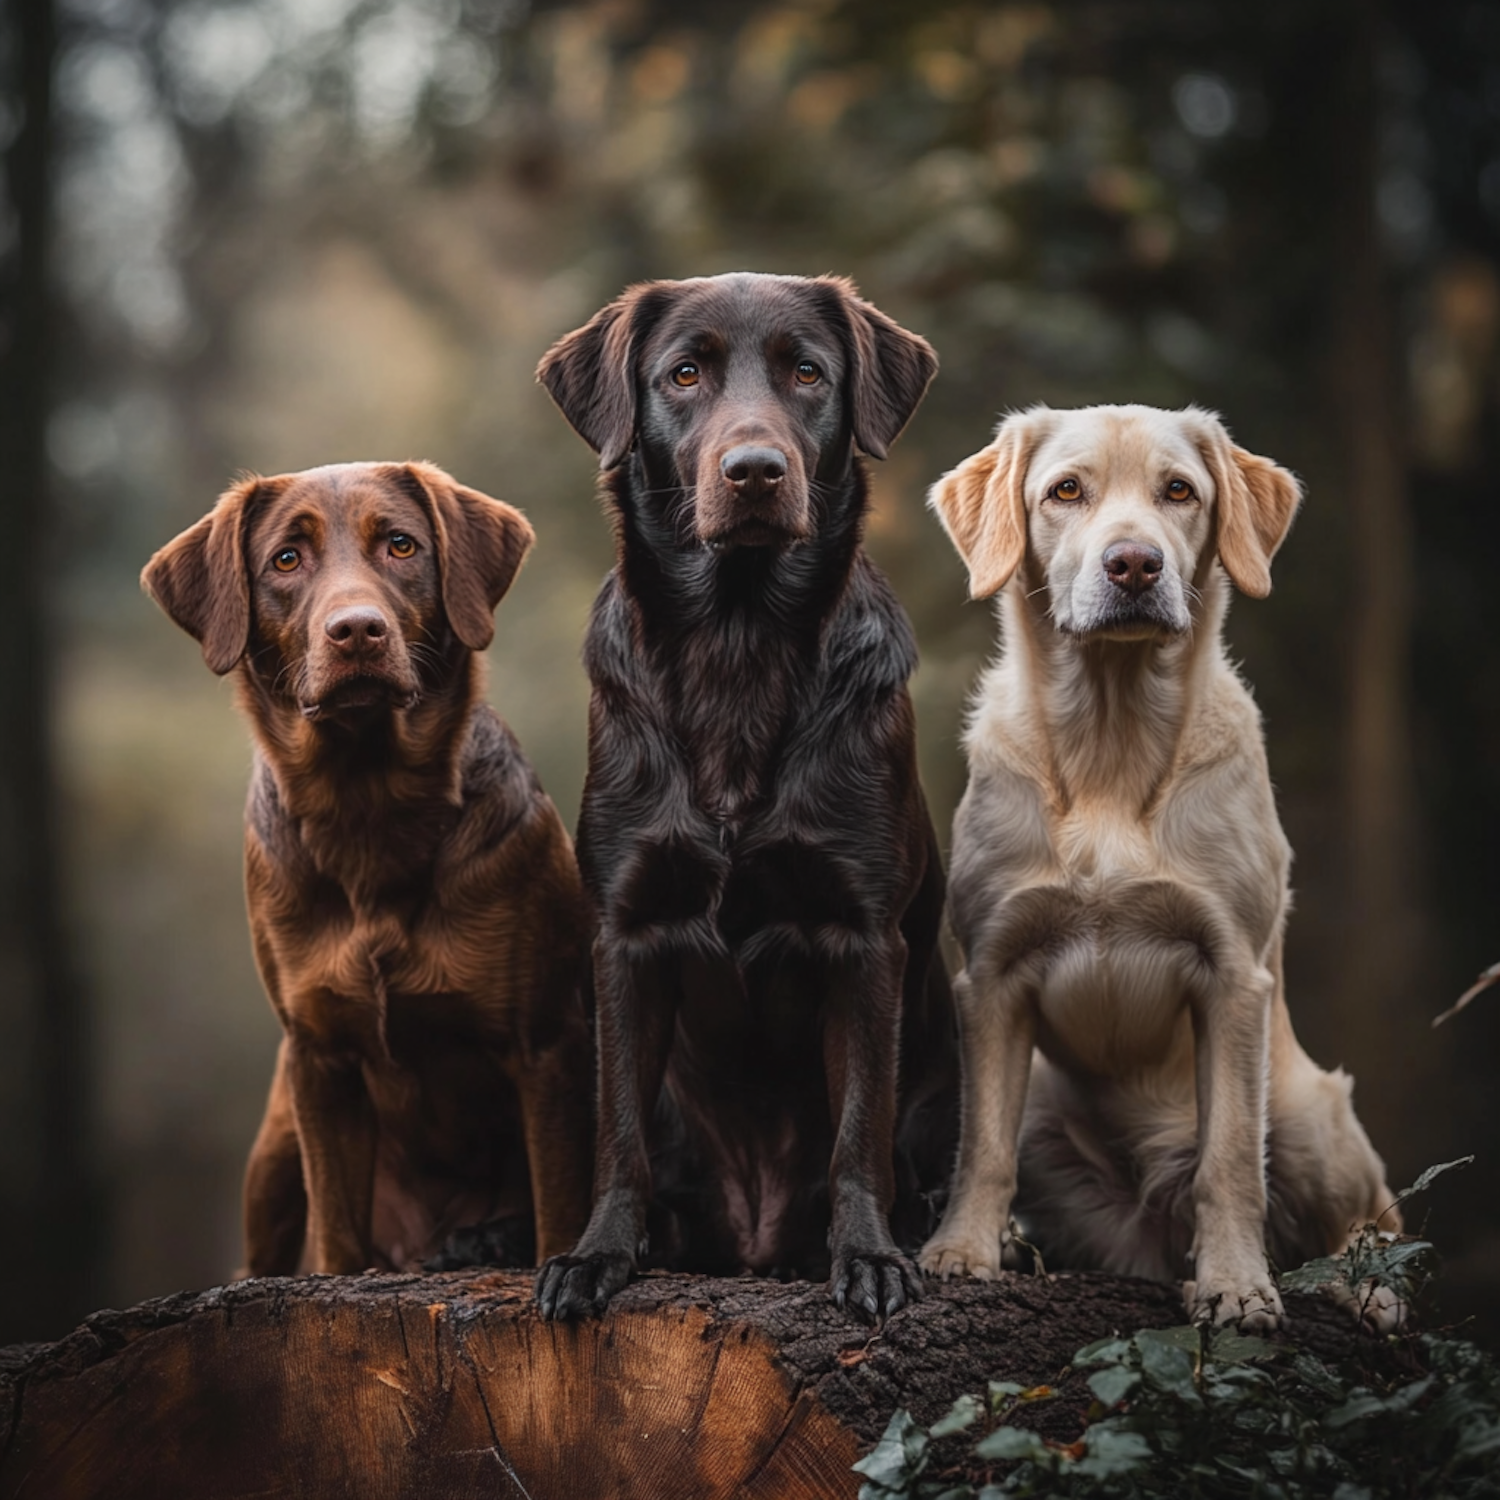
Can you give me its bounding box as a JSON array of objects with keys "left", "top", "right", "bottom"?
[
  {"left": 531, "top": 274, "right": 957, "bottom": 1323},
  {"left": 143, "top": 461, "right": 593, "bottom": 1275}
]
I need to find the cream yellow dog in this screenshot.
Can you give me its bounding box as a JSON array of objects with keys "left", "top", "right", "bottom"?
[{"left": 920, "top": 404, "right": 1398, "bottom": 1330}]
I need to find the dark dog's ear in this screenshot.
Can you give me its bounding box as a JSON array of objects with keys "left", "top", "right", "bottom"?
[
  {"left": 536, "top": 285, "right": 656, "bottom": 470},
  {"left": 142, "top": 476, "right": 267, "bottom": 674},
  {"left": 401, "top": 462, "right": 535, "bottom": 651},
  {"left": 830, "top": 278, "right": 939, "bottom": 460}
]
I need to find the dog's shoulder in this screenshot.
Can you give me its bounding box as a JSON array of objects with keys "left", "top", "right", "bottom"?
[{"left": 820, "top": 552, "right": 918, "bottom": 698}]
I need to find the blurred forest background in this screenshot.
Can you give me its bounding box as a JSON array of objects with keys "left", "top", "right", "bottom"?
[{"left": 1, "top": 0, "right": 1498, "bottom": 1347}]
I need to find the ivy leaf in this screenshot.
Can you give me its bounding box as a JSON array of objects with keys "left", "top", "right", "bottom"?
[
  {"left": 1087, "top": 1363, "right": 1141, "bottom": 1407},
  {"left": 854, "top": 1408, "right": 929, "bottom": 1489},
  {"left": 1138, "top": 1334, "right": 1202, "bottom": 1404},
  {"left": 929, "top": 1393, "right": 982, "bottom": 1438},
  {"left": 974, "top": 1425, "right": 1052, "bottom": 1463},
  {"left": 1209, "top": 1329, "right": 1276, "bottom": 1364},
  {"left": 1075, "top": 1337, "right": 1131, "bottom": 1365},
  {"left": 1279, "top": 1255, "right": 1346, "bottom": 1291},
  {"left": 1139, "top": 1325, "right": 1203, "bottom": 1354},
  {"left": 1075, "top": 1423, "right": 1153, "bottom": 1477}
]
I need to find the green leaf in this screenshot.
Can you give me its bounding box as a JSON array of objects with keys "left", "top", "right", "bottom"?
[
  {"left": 1279, "top": 1255, "right": 1346, "bottom": 1291},
  {"left": 929, "top": 1393, "right": 982, "bottom": 1439},
  {"left": 1074, "top": 1337, "right": 1131, "bottom": 1365},
  {"left": 1208, "top": 1328, "right": 1277, "bottom": 1364},
  {"left": 1292, "top": 1353, "right": 1347, "bottom": 1399},
  {"left": 974, "top": 1425, "right": 1051, "bottom": 1463},
  {"left": 1331, "top": 1485, "right": 1373, "bottom": 1500},
  {"left": 1454, "top": 1419, "right": 1500, "bottom": 1461},
  {"left": 1087, "top": 1363, "right": 1141, "bottom": 1407},
  {"left": 1395, "top": 1156, "right": 1474, "bottom": 1204},
  {"left": 1138, "top": 1334, "right": 1201, "bottom": 1403},
  {"left": 1138, "top": 1324, "right": 1203, "bottom": 1354},
  {"left": 1075, "top": 1425, "right": 1153, "bottom": 1477},
  {"left": 853, "top": 1408, "right": 929, "bottom": 1488},
  {"left": 987, "top": 1379, "right": 1025, "bottom": 1409}
]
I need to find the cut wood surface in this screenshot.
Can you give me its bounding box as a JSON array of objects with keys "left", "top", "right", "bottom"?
[{"left": 0, "top": 1268, "right": 1379, "bottom": 1499}]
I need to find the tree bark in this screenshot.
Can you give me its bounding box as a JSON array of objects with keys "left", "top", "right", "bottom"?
[{"left": 0, "top": 1269, "right": 1394, "bottom": 1499}]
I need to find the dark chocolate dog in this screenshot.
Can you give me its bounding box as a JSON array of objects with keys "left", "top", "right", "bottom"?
[
  {"left": 143, "top": 461, "right": 594, "bottom": 1276},
  {"left": 532, "top": 273, "right": 956, "bottom": 1322}
]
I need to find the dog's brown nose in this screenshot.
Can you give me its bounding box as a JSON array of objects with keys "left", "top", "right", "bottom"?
[
  {"left": 721, "top": 445, "right": 786, "bottom": 493},
  {"left": 325, "top": 605, "right": 389, "bottom": 653},
  {"left": 1103, "top": 541, "right": 1164, "bottom": 596}
]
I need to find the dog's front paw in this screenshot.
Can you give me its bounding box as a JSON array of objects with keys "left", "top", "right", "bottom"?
[
  {"left": 831, "top": 1250, "right": 923, "bottom": 1323},
  {"left": 1327, "top": 1277, "right": 1406, "bottom": 1334},
  {"left": 534, "top": 1251, "right": 633, "bottom": 1320},
  {"left": 919, "top": 1230, "right": 1004, "bottom": 1281},
  {"left": 1185, "top": 1276, "right": 1284, "bottom": 1332}
]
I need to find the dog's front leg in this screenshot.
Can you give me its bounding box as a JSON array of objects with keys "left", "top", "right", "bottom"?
[
  {"left": 1186, "top": 965, "right": 1283, "bottom": 1330},
  {"left": 535, "top": 936, "right": 675, "bottom": 1319},
  {"left": 920, "top": 964, "right": 1036, "bottom": 1280},
  {"left": 284, "top": 1036, "right": 377, "bottom": 1275},
  {"left": 823, "top": 933, "right": 923, "bottom": 1322}
]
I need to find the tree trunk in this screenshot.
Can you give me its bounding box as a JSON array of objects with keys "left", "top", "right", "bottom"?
[
  {"left": 0, "top": 1269, "right": 1392, "bottom": 1499},
  {"left": 1326, "top": 0, "right": 1428, "bottom": 1138},
  {"left": 0, "top": 0, "right": 102, "bottom": 1346}
]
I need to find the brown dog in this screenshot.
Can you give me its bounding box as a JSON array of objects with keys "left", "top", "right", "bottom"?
[{"left": 143, "top": 461, "right": 593, "bottom": 1276}]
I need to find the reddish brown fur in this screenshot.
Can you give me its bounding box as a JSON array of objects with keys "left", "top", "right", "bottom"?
[{"left": 143, "top": 461, "right": 593, "bottom": 1275}]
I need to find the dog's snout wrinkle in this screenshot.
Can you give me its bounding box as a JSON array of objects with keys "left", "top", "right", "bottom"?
[
  {"left": 1103, "top": 541, "right": 1164, "bottom": 596},
  {"left": 325, "top": 604, "right": 390, "bottom": 653}
]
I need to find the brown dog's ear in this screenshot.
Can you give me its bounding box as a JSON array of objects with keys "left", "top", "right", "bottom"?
[
  {"left": 141, "top": 476, "right": 264, "bottom": 674},
  {"left": 1196, "top": 415, "right": 1303, "bottom": 598},
  {"left": 537, "top": 285, "right": 660, "bottom": 470},
  {"left": 401, "top": 462, "right": 534, "bottom": 652},
  {"left": 927, "top": 410, "right": 1044, "bottom": 599},
  {"left": 832, "top": 278, "right": 939, "bottom": 459}
]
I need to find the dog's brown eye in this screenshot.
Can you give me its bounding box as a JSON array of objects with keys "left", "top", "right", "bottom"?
[
  {"left": 795, "top": 361, "right": 821, "bottom": 385},
  {"left": 389, "top": 533, "right": 416, "bottom": 558},
  {"left": 272, "top": 548, "right": 300, "bottom": 573},
  {"left": 1050, "top": 477, "right": 1083, "bottom": 502},
  {"left": 1165, "top": 478, "right": 1194, "bottom": 502},
  {"left": 671, "top": 363, "right": 699, "bottom": 388}
]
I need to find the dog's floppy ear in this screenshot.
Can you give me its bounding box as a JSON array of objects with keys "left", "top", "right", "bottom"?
[
  {"left": 142, "top": 476, "right": 267, "bottom": 674},
  {"left": 401, "top": 461, "right": 534, "bottom": 652},
  {"left": 1197, "top": 415, "right": 1303, "bottom": 598},
  {"left": 928, "top": 411, "right": 1043, "bottom": 599},
  {"left": 832, "top": 278, "right": 939, "bottom": 459},
  {"left": 536, "top": 285, "right": 658, "bottom": 470}
]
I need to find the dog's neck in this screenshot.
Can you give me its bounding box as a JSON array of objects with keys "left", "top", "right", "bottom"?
[
  {"left": 238, "top": 650, "right": 479, "bottom": 891},
  {"left": 604, "top": 457, "right": 868, "bottom": 816},
  {"left": 997, "top": 562, "right": 1230, "bottom": 813}
]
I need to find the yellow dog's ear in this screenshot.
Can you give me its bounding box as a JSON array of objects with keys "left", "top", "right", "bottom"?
[
  {"left": 927, "top": 410, "right": 1045, "bottom": 599},
  {"left": 1197, "top": 415, "right": 1303, "bottom": 598}
]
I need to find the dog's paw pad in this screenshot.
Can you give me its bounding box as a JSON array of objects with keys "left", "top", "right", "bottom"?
[
  {"left": 533, "top": 1251, "right": 632, "bottom": 1321},
  {"left": 832, "top": 1251, "right": 923, "bottom": 1322}
]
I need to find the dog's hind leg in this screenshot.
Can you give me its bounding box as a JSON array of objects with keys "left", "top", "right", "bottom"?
[{"left": 241, "top": 1039, "right": 307, "bottom": 1277}]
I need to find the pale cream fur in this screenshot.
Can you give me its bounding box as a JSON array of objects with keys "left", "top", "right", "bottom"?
[{"left": 920, "top": 404, "right": 1400, "bottom": 1331}]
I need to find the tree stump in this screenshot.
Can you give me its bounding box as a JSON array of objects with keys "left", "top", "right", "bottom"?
[{"left": 0, "top": 1268, "right": 1376, "bottom": 1499}]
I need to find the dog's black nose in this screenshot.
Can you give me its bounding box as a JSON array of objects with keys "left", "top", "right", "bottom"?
[
  {"left": 721, "top": 445, "right": 787, "bottom": 491},
  {"left": 1103, "top": 542, "right": 1164, "bottom": 595},
  {"left": 325, "top": 605, "right": 389, "bottom": 652}
]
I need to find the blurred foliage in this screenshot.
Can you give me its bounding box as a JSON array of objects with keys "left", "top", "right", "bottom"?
[
  {"left": 855, "top": 1163, "right": 1500, "bottom": 1498},
  {"left": 19, "top": 0, "right": 1500, "bottom": 1331}
]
